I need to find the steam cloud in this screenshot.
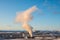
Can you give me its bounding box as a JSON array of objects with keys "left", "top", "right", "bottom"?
[{"left": 16, "top": 6, "right": 37, "bottom": 37}]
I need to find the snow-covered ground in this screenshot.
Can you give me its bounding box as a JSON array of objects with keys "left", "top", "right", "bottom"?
[{"left": 0, "top": 38, "right": 60, "bottom": 40}]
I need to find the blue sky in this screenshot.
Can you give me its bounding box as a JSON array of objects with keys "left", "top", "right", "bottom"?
[{"left": 0, "top": 0, "right": 60, "bottom": 31}]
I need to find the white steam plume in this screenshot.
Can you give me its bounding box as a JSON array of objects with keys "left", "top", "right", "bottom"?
[{"left": 16, "top": 6, "right": 37, "bottom": 37}]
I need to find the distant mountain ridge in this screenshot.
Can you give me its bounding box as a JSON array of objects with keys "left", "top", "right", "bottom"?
[{"left": 0, "top": 30, "right": 60, "bottom": 32}]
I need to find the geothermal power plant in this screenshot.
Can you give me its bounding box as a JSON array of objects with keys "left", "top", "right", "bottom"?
[
  {"left": 0, "top": 6, "right": 60, "bottom": 40},
  {"left": 0, "top": 0, "right": 60, "bottom": 40}
]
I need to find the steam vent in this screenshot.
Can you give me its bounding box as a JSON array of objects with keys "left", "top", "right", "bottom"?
[{"left": 16, "top": 6, "right": 37, "bottom": 37}]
